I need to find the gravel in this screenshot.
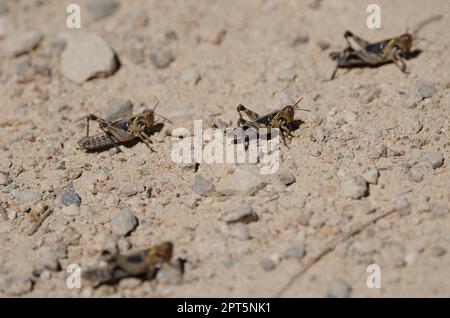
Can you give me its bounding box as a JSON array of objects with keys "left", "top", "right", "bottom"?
[
  {"left": 340, "top": 175, "right": 368, "bottom": 199},
  {"left": 106, "top": 98, "right": 133, "bottom": 121},
  {"left": 60, "top": 31, "right": 118, "bottom": 83},
  {"left": 420, "top": 151, "right": 444, "bottom": 169},
  {"left": 110, "top": 209, "right": 138, "bottom": 236},
  {"left": 87, "top": 0, "right": 119, "bottom": 19},
  {"left": 150, "top": 48, "right": 175, "bottom": 69},
  {"left": 416, "top": 81, "right": 437, "bottom": 99},
  {"left": 193, "top": 174, "right": 215, "bottom": 196},
  {"left": 216, "top": 170, "right": 266, "bottom": 196},
  {"left": 60, "top": 186, "right": 81, "bottom": 207},
  {"left": 327, "top": 278, "right": 352, "bottom": 298}
]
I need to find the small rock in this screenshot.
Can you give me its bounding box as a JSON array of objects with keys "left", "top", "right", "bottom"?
[
  {"left": 11, "top": 190, "right": 42, "bottom": 206},
  {"left": 327, "top": 278, "right": 352, "bottom": 298},
  {"left": 284, "top": 244, "right": 306, "bottom": 260},
  {"left": 431, "top": 246, "right": 447, "bottom": 257},
  {"left": 156, "top": 261, "right": 184, "bottom": 285},
  {"left": 361, "top": 87, "right": 382, "bottom": 104},
  {"left": 120, "top": 185, "right": 145, "bottom": 197},
  {"left": 181, "top": 68, "right": 201, "bottom": 85},
  {"left": 431, "top": 205, "right": 448, "bottom": 218},
  {"left": 276, "top": 169, "right": 296, "bottom": 186},
  {"left": 216, "top": 170, "right": 266, "bottom": 196},
  {"left": 409, "top": 166, "right": 424, "bottom": 183},
  {"left": 4, "top": 30, "right": 43, "bottom": 56},
  {"left": 220, "top": 203, "right": 258, "bottom": 224},
  {"left": 228, "top": 223, "right": 251, "bottom": 241},
  {"left": 318, "top": 41, "right": 330, "bottom": 50},
  {"left": 150, "top": 48, "right": 175, "bottom": 69},
  {"left": 277, "top": 68, "right": 296, "bottom": 81},
  {"left": 340, "top": 175, "right": 368, "bottom": 199},
  {"left": 287, "top": 33, "right": 309, "bottom": 46},
  {"left": 87, "top": 0, "right": 119, "bottom": 19},
  {"left": 199, "top": 29, "right": 227, "bottom": 45},
  {"left": 0, "top": 275, "right": 33, "bottom": 296},
  {"left": 60, "top": 186, "right": 81, "bottom": 207},
  {"left": 193, "top": 174, "right": 215, "bottom": 196},
  {"left": 354, "top": 238, "right": 382, "bottom": 255},
  {"left": 106, "top": 99, "right": 133, "bottom": 121},
  {"left": 33, "top": 249, "right": 60, "bottom": 275},
  {"left": 61, "top": 204, "right": 80, "bottom": 217},
  {"left": 420, "top": 151, "right": 443, "bottom": 169},
  {"left": 361, "top": 166, "right": 379, "bottom": 185},
  {"left": 260, "top": 258, "right": 276, "bottom": 272},
  {"left": 416, "top": 81, "right": 436, "bottom": 99},
  {"left": 60, "top": 31, "right": 118, "bottom": 84},
  {"left": 110, "top": 209, "right": 138, "bottom": 236}
]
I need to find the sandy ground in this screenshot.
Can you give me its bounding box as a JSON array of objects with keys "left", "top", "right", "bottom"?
[{"left": 0, "top": 0, "right": 449, "bottom": 297}]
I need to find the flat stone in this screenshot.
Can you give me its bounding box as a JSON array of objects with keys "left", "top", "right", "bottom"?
[
  {"left": 4, "top": 30, "right": 43, "bottom": 56},
  {"left": 421, "top": 151, "right": 443, "bottom": 169},
  {"left": 340, "top": 175, "right": 368, "bottom": 199},
  {"left": 110, "top": 209, "right": 138, "bottom": 236},
  {"left": 11, "top": 190, "right": 42, "bottom": 206},
  {"left": 0, "top": 275, "right": 33, "bottom": 296},
  {"left": 106, "top": 98, "right": 133, "bottom": 121},
  {"left": 193, "top": 174, "right": 215, "bottom": 196},
  {"left": 216, "top": 170, "right": 266, "bottom": 196},
  {"left": 219, "top": 203, "right": 258, "bottom": 224},
  {"left": 327, "top": 278, "right": 352, "bottom": 298},
  {"left": 87, "top": 0, "right": 119, "bottom": 19},
  {"left": 284, "top": 244, "right": 306, "bottom": 259},
  {"left": 150, "top": 48, "right": 175, "bottom": 69},
  {"left": 416, "top": 81, "right": 436, "bottom": 99},
  {"left": 60, "top": 31, "right": 118, "bottom": 84},
  {"left": 181, "top": 68, "right": 201, "bottom": 85}
]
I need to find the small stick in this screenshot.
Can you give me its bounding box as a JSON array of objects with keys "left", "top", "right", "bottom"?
[
  {"left": 28, "top": 205, "right": 53, "bottom": 236},
  {"left": 0, "top": 204, "right": 7, "bottom": 221},
  {"left": 273, "top": 207, "right": 399, "bottom": 297}
]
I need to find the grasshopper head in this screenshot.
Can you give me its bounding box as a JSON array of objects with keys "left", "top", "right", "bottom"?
[
  {"left": 282, "top": 105, "right": 295, "bottom": 123},
  {"left": 398, "top": 33, "right": 413, "bottom": 53},
  {"left": 139, "top": 109, "right": 155, "bottom": 128},
  {"left": 155, "top": 241, "right": 173, "bottom": 261}
]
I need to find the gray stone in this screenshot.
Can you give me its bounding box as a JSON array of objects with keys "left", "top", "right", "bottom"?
[
  {"left": 0, "top": 275, "right": 33, "bottom": 296},
  {"left": 277, "top": 68, "right": 296, "bottom": 81},
  {"left": 216, "top": 170, "right": 266, "bottom": 196},
  {"left": 340, "top": 175, "right": 368, "bottom": 199},
  {"left": 60, "top": 186, "right": 81, "bottom": 206},
  {"left": 181, "top": 68, "right": 201, "bottom": 85},
  {"left": 106, "top": 99, "right": 133, "bottom": 121},
  {"left": 431, "top": 246, "right": 447, "bottom": 257},
  {"left": 156, "top": 261, "right": 183, "bottom": 285},
  {"left": 327, "top": 278, "right": 352, "bottom": 298},
  {"left": 60, "top": 31, "right": 118, "bottom": 84},
  {"left": 4, "top": 30, "right": 43, "bottom": 56},
  {"left": 220, "top": 203, "right": 258, "bottom": 224},
  {"left": 193, "top": 174, "right": 215, "bottom": 196},
  {"left": 416, "top": 81, "right": 436, "bottom": 99},
  {"left": 276, "top": 169, "right": 296, "bottom": 186},
  {"left": 110, "top": 209, "right": 138, "bottom": 236},
  {"left": 150, "top": 49, "right": 175, "bottom": 69},
  {"left": 33, "top": 249, "right": 60, "bottom": 275},
  {"left": 11, "top": 190, "right": 42, "bottom": 206},
  {"left": 361, "top": 166, "right": 379, "bottom": 185},
  {"left": 421, "top": 151, "right": 443, "bottom": 169},
  {"left": 87, "top": 0, "right": 119, "bottom": 19},
  {"left": 284, "top": 244, "right": 306, "bottom": 259},
  {"left": 260, "top": 258, "right": 276, "bottom": 272},
  {"left": 228, "top": 223, "right": 251, "bottom": 241}
]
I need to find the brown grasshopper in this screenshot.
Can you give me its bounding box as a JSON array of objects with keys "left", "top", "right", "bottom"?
[
  {"left": 235, "top": 97, "right": 309, "bottom": 148},
  {"left": 329, "top": 15, "right": 442, "bottom": 80},
  {"left": 77, "top": 102, "right": 167, "bottom": 152},
  {"left": 82, "top": 241, "right": 174, "bottom": 286}
]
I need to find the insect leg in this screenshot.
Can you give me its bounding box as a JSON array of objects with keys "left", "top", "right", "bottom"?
[
  {"left": 96, "top": 124, "right": 122, "bottom": 153},
  {"left": 138, "top": 131, "right": 156, "bottom": 152},
  {"left": 392, "top": 51, "right": 409, "bottom": 73},
  {"left": 344, "top": 30, "right": 370, "bottom": 50},
  {"left": 237, "top": 104, "right": 260, "bottom": 121}
]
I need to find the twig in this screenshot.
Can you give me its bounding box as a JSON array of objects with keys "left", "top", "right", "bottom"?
[
  {"left": 273, "top": 207, "right": 399, "bottom": 297},
  {"left": 27, "top": 205, "right": 53, "bottom": 236},
  {"left": 0, "top": 204, "right": 7, "bottom": 221}
]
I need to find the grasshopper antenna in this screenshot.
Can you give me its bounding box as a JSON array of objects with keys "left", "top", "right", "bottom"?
[
  {"left": 293, "top": 97, "right": 310, "bottom": 112},
  {"left": 411, "top": 14, "right": 442, "bottom": 37},
  {"left": 151, "top": 101, "right": 173, "bottom": 124}
]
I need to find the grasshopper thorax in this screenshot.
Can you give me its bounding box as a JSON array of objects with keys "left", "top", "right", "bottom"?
[
  {"left": 398, "top": 33, "right": 413, "bottom": 53},
  {"left": 281, "top": 105, "right": 295, "bottom": 123}
]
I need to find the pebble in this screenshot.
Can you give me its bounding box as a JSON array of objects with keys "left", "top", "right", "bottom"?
[
  {"left": 4, "top": 30, "right": 43, "bottom": 56},
  {"left": 11, "top": 190, "right": 42, "bottom": 206},
  {"left": 60, "top": 186, "right": 81, "bottom": 207},
  {"left": 156, "top": 261, "right": 184, "bottom": 285},
  {"left": 193, "top": 174, "right": 215, "bottom": 196},
  {"left": 216, "top": 170, "right": 266, "bottom": 196},
  {"left": 431, "top": 205, "right": 448, "bottom": 218},
  {"left": 0, "top": 275, "right": 33, "bottom": 296},
  {"left": 260, "top": 258, "right": 276, "bottom": 272},
  {"left": 420, "top": 151, "right": 443, "bottom": 169},
  {"left": 110, "top": 209, "right": 138, "bottom": 236},
  {"left": 416, "top": 81, "right": 436, "bottom": 99},
  {"left": 120, "top": 185, "right": 145, "bottom": 197},
  {"left": 361, "top": 87, "right": 381, "bottom": 104},
  {"left": 284, "top": 244, "right": 306, "bottom": 260},
  {"left": 276, "top": 169, "right": 296, "bottom": 186},
  {"left": 288, "top": 33, "right": 309, "bottom": 46},
  {"left": 318, "top": 41, "right": 330, "bottom": 50},
  {"left": 61, "top": 204, "right": 80, "bottom": 217},
  {"left": 340, "top": 175, "right": 368, "bottom": 199},
  {"left": 181, "top": 68, "right": 201, "bottom": 85},
  {"left": 327, "top": 278, "right": 352, "bottom": 298},
  {"left": 361, "top": 166, "right": 379, "bottom": 185},
  {"left": 228, "top": 223, "right": 251, "bottom": 241},
  {"left": 60, "top": 31, "right": 118, "bottom": 84},
  {"left": 409, "top": 166, "right": 424, "bottom": 183},
  {"left": 277, "top": 68, "right": 297, "bottom": 81},
  {"left": 220, "top": 203, "right": 258, "bottom": 224},
  {"left": 87, "top": 0, "right": 119, "bottom": 19},
  {"left": 150, "top": 48, "right": 175, "bottom": 69},
  {"left": 431, "top": 246, "right": 447, "bottom": 257},
  {"left": 106, "top": 98, "right": 133, "bottom": 121}
]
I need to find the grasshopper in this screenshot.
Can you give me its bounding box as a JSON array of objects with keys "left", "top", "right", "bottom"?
[
  {"left": 77, "top": 102, "right": 167, "bottom": 152},
  {"left": 82, "top": 241, "right": 174, "bottom": 286},
  {"left": 235, "top": 97, "right": 309, "bottom": 148},
  {"left": 329, "top": 15, "right": 442, "bottom": 80}
]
